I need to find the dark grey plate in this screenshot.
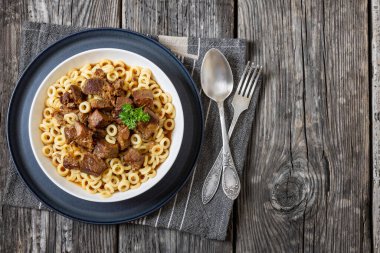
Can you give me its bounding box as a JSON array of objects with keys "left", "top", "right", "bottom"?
[{"left": 7, "top": 29, "right": 203, "bottom": 223}]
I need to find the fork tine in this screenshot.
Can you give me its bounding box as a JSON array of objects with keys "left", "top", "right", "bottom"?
[
  {"left": 236, "top": 61, "right": 251, "bottom": 94},
  {"left": 247, "top": 66, "right": 262, "bottom": 98},
  {"left": 242, "top": 64, "right": 258, "bottom": 97},
  {"left": 239, "top": 62, "right": 255, "bottom": 95}
]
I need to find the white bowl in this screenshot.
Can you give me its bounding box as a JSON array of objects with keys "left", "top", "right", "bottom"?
[{"left": 29, "top": 48, "right": 184, "bottom": 202}]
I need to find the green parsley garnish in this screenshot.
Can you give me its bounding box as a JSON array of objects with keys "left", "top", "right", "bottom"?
[{"left": 119, "top": 104, "right": 150, "bottom": 129}]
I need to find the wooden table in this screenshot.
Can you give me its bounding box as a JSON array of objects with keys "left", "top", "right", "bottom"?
[{"left": 0, "top": 0, "right": 371, "bottom": 252}]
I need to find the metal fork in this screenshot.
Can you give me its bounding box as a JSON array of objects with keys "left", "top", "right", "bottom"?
[{"left": 202, "top": 61, "right": 262, "bottom": 204}]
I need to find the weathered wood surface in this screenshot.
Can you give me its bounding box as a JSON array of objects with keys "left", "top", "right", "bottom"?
[
  {"left": 0, "top": 0, "right": 372, "bottom": 252},
  {"left": 237, "top": 0, "right": 371, "bottom": 252},
  {"left": 0, "top": 0, "right": 235, "bottom": 252},
  {"left": 372, "top": 0, "right": 380, "bottom": 251},
  {"left": 122, "top": 0, "right": 234, "bottom": 37}
]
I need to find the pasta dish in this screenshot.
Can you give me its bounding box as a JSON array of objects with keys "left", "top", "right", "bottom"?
[{"left": 39, "top": 59, "right": 175, "bottom": 197}]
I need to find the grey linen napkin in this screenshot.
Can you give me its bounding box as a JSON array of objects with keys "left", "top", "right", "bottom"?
[{"left": 2, "top": 22, "right": 261, "bottom": 240}]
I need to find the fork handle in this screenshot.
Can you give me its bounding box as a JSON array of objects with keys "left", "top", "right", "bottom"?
[{"left": 227, "top": 111, "right": 242, "bottom": 137}]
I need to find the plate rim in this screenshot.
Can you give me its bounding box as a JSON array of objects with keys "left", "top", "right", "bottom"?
[{"left": 6, "top": 28, "right": 204, "bottom": 224}]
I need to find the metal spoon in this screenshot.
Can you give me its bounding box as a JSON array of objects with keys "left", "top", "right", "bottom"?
[{"left": 200, "top": 48, "right": 241, "bottom": 200}]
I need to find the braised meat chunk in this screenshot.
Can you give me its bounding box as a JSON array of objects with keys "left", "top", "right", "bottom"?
[
  {"left": 64, "top": 125, "right": 77, "bottom": 143},
  {"left": 65, "top": 122, "right": 94, "bottom": 150},
  {"left": 70, "top": 85, "right": 85, "bottom": 104},
  {"left": 137, "top": 122, "right": 158, "bottom": 140},
  {"left": 136, "top": 107, "right": 159, "bottom": 140},
  {"left": 60, "top": 98, "right": 76, "bottom": 109},
  {"left": 114, "top": 79, "right": 124, "bottom": 89},
  {"left": 132, "top": 89, "right": 153, "bottom": 108},
  {"left": 78, "top": 112, "right": 89, "bottom": 124},
  {"left": 113, "top": 116, "right": 123, "bottom": 125},
  {"left": 53, "top": 112, "right": 65, "bottom": 125},
  {"left": 88, "top": 110, "right": 112, "bottom": 129},
  {"left": 80, "top": 153, "right": 107, "bottom": 176},
  {"left": 90, "top": 99, "right": 113, "bottom": 109},
  {"left": 94, "top": 68, "right": 106, "bottom": 78},
  {"left": 74, "top": 122, "right": 94, "bottom": 150},
  {"left": 117, "top": 126, "right": 130, "bottom": 150},
  {"left": 60, "top": 92, "right": 72, "bottom": 105},
  {"left": 144, "top": 107, "right": 159, "bottom": 123},
  {"left": 115, "top": 96, "right": 133, "bottom": 111},
  {"left": 123, "top": 148, "right": 144, "bottom": 170},
  {"left": 93, "top": 140, "right": 119, "bottom": 159},
  {"left": 63, "top": 155, "right": 79, "bottom": 170},
  {"left": 60, "top": 105, "right": 79, "bottom": 114},
  {"left": 112, "top": 79, "right": 126, "bottom": 96},
  {"left": 113, "top": 88, "right": 125, "bottom": 97},
  {"left": 60, "top": 88, "right": 81, "bottom": 108},
  {"left": 102, "top": 83, "right": 115, "bottom": 101},
  {"left": 93, "top": 129, "right": 107, "bottom": 140},
  {"left": 82, "top": 78, "right": 105, "bottom": 95}
]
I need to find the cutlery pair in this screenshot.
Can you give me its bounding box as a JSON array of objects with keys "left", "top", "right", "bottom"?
[{"left": 201, "top": 49, "right": 262, "bottom": 204}]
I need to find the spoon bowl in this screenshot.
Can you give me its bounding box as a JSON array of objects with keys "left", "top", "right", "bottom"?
[{"left": 201, "top": 48, "right": 234, "bottom": 102}]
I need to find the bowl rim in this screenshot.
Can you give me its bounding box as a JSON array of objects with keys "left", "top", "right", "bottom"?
[{"left": 28, "top": 47, "right": 185, "bottom": 202}]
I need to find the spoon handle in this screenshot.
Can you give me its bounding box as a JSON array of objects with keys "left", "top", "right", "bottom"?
[
  {"left": 218, "top": 103, "right": 241, "bottom": 200},
  {"left": 201, "top": 151, "right": 223, "bottom": 204}
]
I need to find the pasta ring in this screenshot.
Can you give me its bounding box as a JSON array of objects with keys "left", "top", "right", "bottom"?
[
  {"left": 106, "top": 70, "right": 118, "bottom": 82},
  {"left": 131, "top": 134, "right": 142, "bottom": 146},
  {"left": 160, "top": 137, "right": 171, "bottom": 149},
  {"left": 42, "top": 145, "right": 53, "bottom": 157},
  {"left": 118, "top": 180, "right": 130, "bottom": 192},
  {"left": 109, "top": 158, "right": 122, "bottom": 167},
  {"left": 164, "top": 119, "right": 175, "bottom": 131},
  {"left": 128, "top": 173, "right": 140, "bottom": 185},
  {"left": 106, "top": 124, "right": 118, "bottom": 137},
  {"left": 79, "top": 101, "right": 91, "bottom": 113},
  {"left": 105, "top": 135, "right": 116, "bottom": 144},
  {"left": 41, "top": 132, "right": 54, "bottom": 144},
  {"left": 151, "top": 144, "right": 163, "bottom": 156}
]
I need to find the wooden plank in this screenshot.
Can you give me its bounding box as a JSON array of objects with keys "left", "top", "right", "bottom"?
[
  {"left": 72, "top": 223, "right": 118, "bottom": 253},
  {"left": 372, "top": 0, "right": 380, "bottom": 251},
  {"left": 0, "top": 0, "right": 121, "bottom": 252},
  {"left": 0, "top": 207, "right": 50, "bottom": 252},
  {"left": 120, "top": 0, "right": 235, "bottom": 252},
  {"left": 26, "top": 0, "right": 120, "bottom": 27},
  {"left": 237, "top": 0, "right": 371, "bottom": 252},
  {"left": 0, "top": 0, "right": 24, "bottom": 252},
  {"left": 118, "top": 223, "right": 233, "bottom": 253},
  {"left": 123, "top": 0, "right": 234, "bottom": 37}
]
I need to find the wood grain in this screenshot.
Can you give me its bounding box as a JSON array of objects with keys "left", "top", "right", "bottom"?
[
  {"left": 122, "top": 0, "right": 234, "bottom": 37},
  {"left": 237, "top": 0, "right": 371, "bottom": 252},
  {"left": 118, "top": 223, "right": 233, "bottom": 253},
  {"left": 0, "top": 0, "right": 120, "bottom": 252},
  {"left": 26, "top": 0, "right": 120, "bottom": 27},
  {"left": 120, "top": 0, "right": 235, "bottom": 252},
  {"left": 0, "top": 0, "right": 24, "bottom": 252},
  {"left": 0, "top": 0, "right": 373, "bottom": 252},
  {"left": 371, "top": 0, "right": 380, "bottom": 251}
]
